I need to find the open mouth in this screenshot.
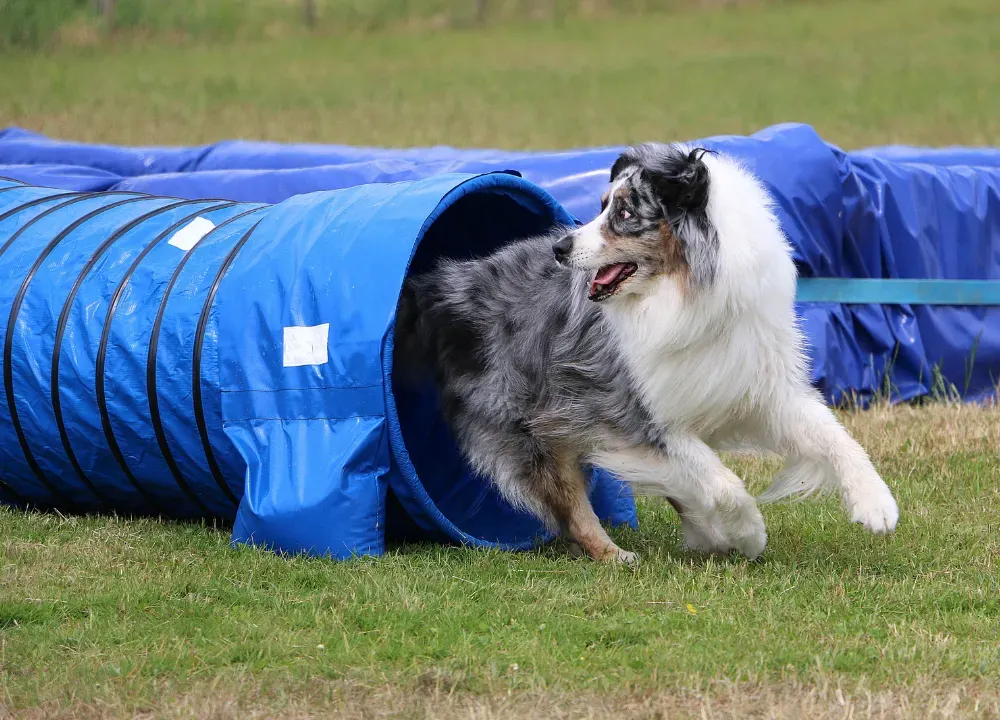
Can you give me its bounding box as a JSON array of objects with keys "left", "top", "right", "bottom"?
[{"left": 589, "top": 262, "right": 638, "bottom": 301}]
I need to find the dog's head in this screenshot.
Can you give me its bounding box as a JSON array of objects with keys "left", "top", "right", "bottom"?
[{"left": 553, "top": 143, "right": 718, "bottom": 302}]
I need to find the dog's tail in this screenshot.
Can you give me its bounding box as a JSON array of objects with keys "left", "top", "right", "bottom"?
[
  {"left": 757, "top": 457, "right": 832, "bottom": 504},
  {"left": 392, "top": 277, "right": 435, "bottom": 388}
]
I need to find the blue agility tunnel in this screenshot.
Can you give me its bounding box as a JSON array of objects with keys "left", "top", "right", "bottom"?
[{"left": 0, "top": 173, "right": 636, "bottom": 559}]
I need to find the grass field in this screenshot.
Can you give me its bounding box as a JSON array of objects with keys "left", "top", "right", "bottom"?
[
  {"left": 2, "top": 0, "right": 999, "bottom": 150},
  {"left": 2, "top": 0, "right": 1000, "bottom": 717},
  {"left": 4, "top": 407, "right": 1000, "bottom": 718}
]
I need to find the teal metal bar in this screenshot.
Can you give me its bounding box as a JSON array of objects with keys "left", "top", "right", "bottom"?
[{"left": 795, "top": 278, "right": 1000, "bottom": 306}]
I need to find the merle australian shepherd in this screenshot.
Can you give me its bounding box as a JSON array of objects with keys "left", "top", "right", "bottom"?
[{"left": 394, "top": 144, "right": 899, "bottom": 564}]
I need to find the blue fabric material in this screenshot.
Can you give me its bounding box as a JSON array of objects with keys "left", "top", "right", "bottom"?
[
  {"left": 849, "top": 144, "right": 1000, "bottom": 168},
  {"left": 0, "top": 164, "right": 123, "bottom": 192},
  {"left": 825, "top": 149, "right": 1000, "bottom": 403},
  {"left": 2, "top": 122, "right": 999, "bottom": 404},
  {"left": 0, "top": 126, "right": 207, "bottom": 176},
  {"left": 0, "top": 172, "right": 637, "bottom": 558},
  {"left": 60, "top": 199, "right": 255, "bottom": 517}
]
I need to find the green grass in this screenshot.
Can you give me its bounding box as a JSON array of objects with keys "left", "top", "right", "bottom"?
[
  {"left": 1, "top": 0, "right": 998, "bottom": 149},
  {"left": 3, "top": 408, "right": 1000, "bottom": 717},
  {"left": 0, "top": 0, "right": 725, "bottom": 50},
  {"left": 2, "top": 0, "right": 1000, "bottom": 716}
]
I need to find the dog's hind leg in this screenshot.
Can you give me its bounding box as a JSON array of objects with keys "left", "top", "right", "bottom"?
[
  {"left": 591, "top": 436, "right": 767, "bottom": 560},
  {"left": 757, "top": 390, "right": 899, "bottom": 534},
  {"left": 486, "top": 446, "right": 637, "bottom": 564},
  {"left": 544, "top": 455, "right": 638, "bottom": 565}
]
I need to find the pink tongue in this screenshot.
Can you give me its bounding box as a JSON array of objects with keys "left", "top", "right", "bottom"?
[{"left": 594, "top": 264, "right": 624, "bottom": 286}]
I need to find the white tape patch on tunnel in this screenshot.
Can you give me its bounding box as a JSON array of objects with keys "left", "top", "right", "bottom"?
[
  {"left": 282, "top": 323, "right": 330, "bottom": 367},
  {"left": 167, "top": 216, "right": 216, "bottom": 251}
]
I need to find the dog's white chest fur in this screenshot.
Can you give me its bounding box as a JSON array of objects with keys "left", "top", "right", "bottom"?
[{"left": 606, "top": 291, "right": 763, "bottom": 436}]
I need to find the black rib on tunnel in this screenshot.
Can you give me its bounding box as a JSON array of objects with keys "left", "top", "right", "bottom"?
[
  {"left": 95, "top": 203, "right": 255, "bottom": 516},
  {"left": 150, "top": 208, "right": 265, "bottom": 514},
  {"left": 0, "top": 193, "right": 89, "bottom": 255},
  {"left": 387, "top": 182, "right": 575, "bottom": 549},
  {"left": 0, "top": 191, "right": 89, "bottom": 502},
  {"left": 51, "top": 198, "right": 225, "bottom": 514},
  {"left": 0, "top": 188, "right": 258, "bottom": 518},
  {"left": 3, "top": 193, "right": 146, "bottom": 508}
]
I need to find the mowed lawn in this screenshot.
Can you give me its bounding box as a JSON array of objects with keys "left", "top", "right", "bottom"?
[
  {"left": 1, "top": 0, "right": 998, "bottom": 150},
  {"left": 3, "top": 408, "right": 1000, "bottom": 718},
  {"left": 2, "top": 0, "right": 1000, "bottom": 718}
]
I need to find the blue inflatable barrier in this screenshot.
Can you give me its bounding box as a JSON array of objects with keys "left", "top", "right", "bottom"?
[
  {"left": 0, "top": 173, "right": 637, "bottom": 558},
  {"left": 2, "top": 124, "right": 999, "bottom": 404}
]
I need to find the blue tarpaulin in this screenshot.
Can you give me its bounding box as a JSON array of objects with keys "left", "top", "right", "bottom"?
[{"left": 1, "top": 123, "right": 998, "bottom": 559}]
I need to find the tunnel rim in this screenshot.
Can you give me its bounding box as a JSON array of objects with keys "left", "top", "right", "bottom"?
[{"left": 382, "top": 171, "right": 580, "bottom": 551}]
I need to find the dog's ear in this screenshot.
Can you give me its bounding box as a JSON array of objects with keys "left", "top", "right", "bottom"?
[
  {"left": 642, "top": 147, "right": 712, "bottom": 219},
  {"left": 641, "top": 145, "right": 718, "bottom": 287}
]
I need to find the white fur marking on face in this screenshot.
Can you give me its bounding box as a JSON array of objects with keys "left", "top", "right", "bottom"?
[
  {"left": 565, "top": 175, "right": 629, "bottom": 268},
  {"left": 570, "top": 220, "right": 605, "bottom": 262}
]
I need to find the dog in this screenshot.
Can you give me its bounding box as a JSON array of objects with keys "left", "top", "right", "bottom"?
[{"left": 393, "top": 143, "right": 899, "bottom": 563}]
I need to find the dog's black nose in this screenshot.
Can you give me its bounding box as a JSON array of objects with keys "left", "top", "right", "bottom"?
[{"left": 552, "top": 235, "right": 573, "bottom": 263}]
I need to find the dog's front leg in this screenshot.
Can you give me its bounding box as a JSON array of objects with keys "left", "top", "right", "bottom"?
[
  {"left": 591, "top": 435, "right": 767, "bottom": 559},
  {"left": 759, "top": 390, "right": 899, "bottom": 533}
]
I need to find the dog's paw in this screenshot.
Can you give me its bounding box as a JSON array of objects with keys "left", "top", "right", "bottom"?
[
  {"left": 721, "top": 497, "right": 767, "bottom": 560},
  {"left": 729, "top": 518, "right": 767, "bottom": 560},
  {"left": 682, "top": 496, "right": 767, "bottom": 560},
  {"left": 680, "top": 518, "right": 726, "bottom": 554},
  {"left": 596, "top": 543, "right": 640, "bottom": 566},
  {"left": 572, "top": 541, "right": 639, "bottom": 566},
  {"left": 847, "top": 482, "right": 899, "bottom": 534},
  {"left": 612, "top": 548, "right": 640, "bottom": 566}
]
